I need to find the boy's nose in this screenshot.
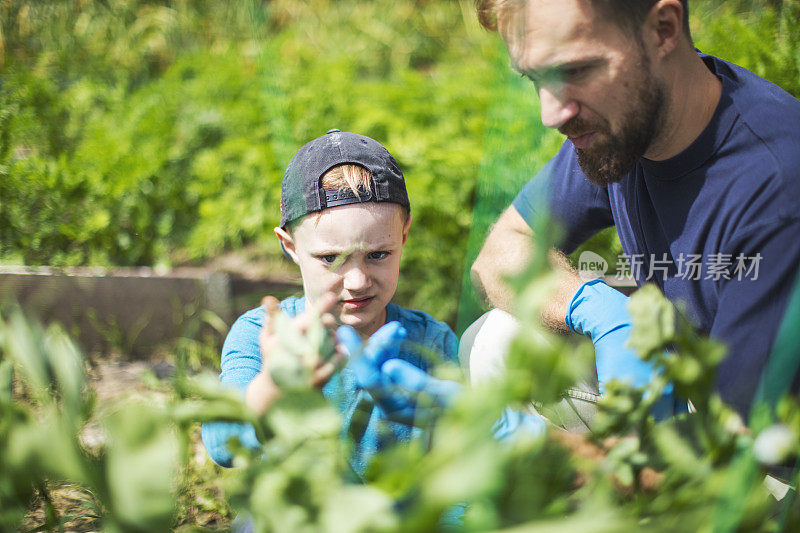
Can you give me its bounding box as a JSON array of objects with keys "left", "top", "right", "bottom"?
[{"left": 342, "top": 265, "right": 371, "bottom": 292}]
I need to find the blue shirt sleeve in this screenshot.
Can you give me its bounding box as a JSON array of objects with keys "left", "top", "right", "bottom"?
[
  {"left": 200, "top": 308, "right": 267, "bottom": 467},
  {"left": 219, "top": 310, "right": 265, "bottom": 391},
  {"left": 512, "top": 140, "right": 615, "bottom": 254},
  {"left": 387, "top": 303, "right": 459, "bottom": 366},
  {"left": 430, "top": 320, "right": 458, "bottom": 364}
]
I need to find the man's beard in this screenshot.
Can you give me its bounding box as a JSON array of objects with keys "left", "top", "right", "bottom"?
[{"left": 562, "top": 65, "right": 666, "bottom": 187}]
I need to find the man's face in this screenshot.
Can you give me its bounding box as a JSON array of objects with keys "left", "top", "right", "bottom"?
[
  {"left": 280, "top": 203, "right": 411, "bottom": 338},
  {"left": 500, "top": 0, "right": 666, "bottom": 186}
]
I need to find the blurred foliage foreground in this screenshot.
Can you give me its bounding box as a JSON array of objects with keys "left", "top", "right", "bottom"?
[{"left": 3, "top": 246, "right": 800, "bottom": 533}]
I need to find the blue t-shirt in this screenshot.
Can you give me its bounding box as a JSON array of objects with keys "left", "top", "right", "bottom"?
[
  {"left": 513, "top": 52, "right": 800, "bottom": 417},
  {"left": 201, "top": 296, "right": 458, "bottom": 475}
]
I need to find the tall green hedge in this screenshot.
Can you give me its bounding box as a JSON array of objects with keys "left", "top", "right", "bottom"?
[
  {"left": 1, "top": 0, "right": 798, "bottom": 327},
  {"left": 0, "top": 0, "right": 501, "bottom": 325}
]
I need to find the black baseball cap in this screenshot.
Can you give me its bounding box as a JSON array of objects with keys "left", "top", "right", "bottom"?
[{"left": 279, "top": 129, "right": 410, "bottom": 228}]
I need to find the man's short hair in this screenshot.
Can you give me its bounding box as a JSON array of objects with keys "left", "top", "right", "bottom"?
[{"left": 476, "top": 0, "right": 691, "bottom": 40}]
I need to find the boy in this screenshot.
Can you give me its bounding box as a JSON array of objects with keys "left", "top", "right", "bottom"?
[{"left": 201, "top": 129, "right": 458, "bottom": 476}]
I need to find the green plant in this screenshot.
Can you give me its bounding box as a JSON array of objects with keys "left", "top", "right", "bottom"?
[
  {"left": 4, "top": 245, "right": 800, "bottom": 531},
  {"left": 0, "top": 0, "right": 501, "bottom": 327},
  {"left": 0, "top": 306, "right": 182, "bottom": 531}
]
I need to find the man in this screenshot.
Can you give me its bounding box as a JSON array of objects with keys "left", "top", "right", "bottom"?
[{"left": 470, "top": 0, "right": 800, "bottom": 419}]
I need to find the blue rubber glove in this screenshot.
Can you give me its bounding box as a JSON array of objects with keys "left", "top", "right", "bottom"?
[
  {"left": 338, "top": 321, "right": 406, "bottom": 390},
  {"left": 564, "top": 279, "right": 655, "bottom": 393},
  {"left": 492, "top": 408, "right": 546, "bottom": 441},
  {"left": 565, "top": 279, "right": 683, "bottom": 419},
  {"left": 338, "top": 322, "right": 460, "bottom": 425},
  {"left": 339, "top": 322, "right": 548, "bottom": 436},
  {"left": 381, "top": 361, "right": 545, "bottom": 437}
]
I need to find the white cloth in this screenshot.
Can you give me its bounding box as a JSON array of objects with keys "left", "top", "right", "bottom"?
[
  {"left": 459, "top": 309, "right": 599, "bottom": 432},
  {"left": 459, "top": 309, "right": 522, "bottom": 385}
]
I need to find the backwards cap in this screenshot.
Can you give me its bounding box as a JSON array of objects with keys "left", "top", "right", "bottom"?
[{"left": 280, "top": 129, "right": 410, "bottom": 228}]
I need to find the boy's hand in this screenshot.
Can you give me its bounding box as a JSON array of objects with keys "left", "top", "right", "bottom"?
[
  {"left": 338, "top": 322, "right": 461, "bottom": 426},
  {"left": 339, "top": 323, "right": 547, "bottom": 437},
  {"left": 245, "top": 294, "right": 346, "bottom": 414}
]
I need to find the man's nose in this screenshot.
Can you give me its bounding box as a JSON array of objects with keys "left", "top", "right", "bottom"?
[
  {"left": 538, "top": 86, "right": 579, "bottom": 129},
  {"left": 342, "top": 264, "right": 371, "bottom": 292}
]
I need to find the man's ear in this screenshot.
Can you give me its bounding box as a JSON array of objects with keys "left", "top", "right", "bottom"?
[
  {"left": 644, "top": 0, "right": 685, "bottom": 60},
  {"left": 274, "top": 226, "right": 299, "bottom": 264},
  {"left": 401, "top": 215, "right": 412, "bottom": 245}
]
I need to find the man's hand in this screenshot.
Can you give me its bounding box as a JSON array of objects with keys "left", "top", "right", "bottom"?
[
  {"left": 245, "top": 294, "right": 345, "bottom": 415},
  {"left": 565, "top": 279, "right": 655, "bottom": 391},
  {"left": 337, "top": 322, "right": 461, "bottom": 426},
  {"left": 565, "top": 279, "right": 682, "bottom": 419}
]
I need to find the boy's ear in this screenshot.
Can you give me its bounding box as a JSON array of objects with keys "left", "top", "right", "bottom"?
[
  {"left": 274, "top": 226, "right": 299, "bottom": 264},
  {"left": 401, "top": 215, "right": 412, "bottom": 245}
]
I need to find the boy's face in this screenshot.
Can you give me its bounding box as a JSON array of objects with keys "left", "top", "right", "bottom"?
[{"left": 276, "top": 202, "right": 411, "bottom": 338}]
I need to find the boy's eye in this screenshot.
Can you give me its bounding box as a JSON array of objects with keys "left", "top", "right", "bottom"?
[
  {"left": 318, "top": 254, "right": 338, "bottom": 264},
  {"left": 368, "top": 251, "right": 389, "bottom": 261}
]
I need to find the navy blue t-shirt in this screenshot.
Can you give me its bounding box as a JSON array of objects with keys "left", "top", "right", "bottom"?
[{"left": 513, "top": 53, "right": 800, "bottom": 417}]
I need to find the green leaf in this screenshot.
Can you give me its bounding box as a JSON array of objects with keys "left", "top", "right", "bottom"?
[
  {"left": 0, "top": 360, "right": 13, "bottom": 401},
  {"left": 320, "top": 486, "right": 398, "bottom": 533},
  {"left": 652, "top": 422, "right": 708, "bottom": 479},
  {"left": 627, "top": 284, "right": 677, "bottom": 357},
  {"left": 104, "top": 402, "right": 179, "bottom": 531}
]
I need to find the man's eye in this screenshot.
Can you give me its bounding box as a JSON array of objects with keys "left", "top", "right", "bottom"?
[
  {"left": 563, "top": 66, "right": 588, "bottom": 81},
  {"left": 368, "top": 251, "right": 389, "bottom": 261},
  {"left": 318, "top": 254, "right": 337, "bottom": 264}
]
